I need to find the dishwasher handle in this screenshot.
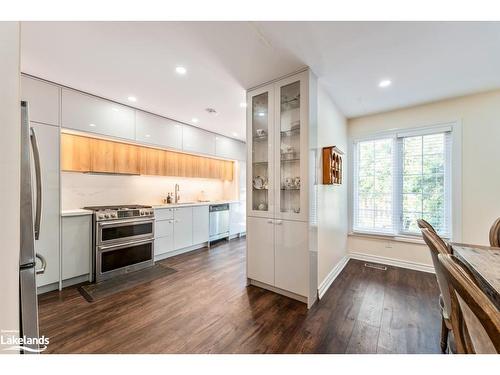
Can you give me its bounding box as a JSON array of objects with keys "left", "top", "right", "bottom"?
[{"left": 209, "top": 204, "right": 229, "bottom": 212}]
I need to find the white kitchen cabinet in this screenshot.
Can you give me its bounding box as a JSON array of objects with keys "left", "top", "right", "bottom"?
[
  {"left": 246, "top": 69, "right": 317, "bottom": 307},
  {"left": 173, "top": 207, "right": 193, "bottom": 250},
  {"left": 155, "top": 221, "right": 174, "bottom": 256},
  {"left": 230, "top": 202, "right": 246, "bottom": 236},
  {"left": 61, "top": 88, "right": 135, "bottom": 140},
  {"left": 274, "top": 220, "right": 308, "bottom": 296},
  {"left": 135, "top": 111, "right": 183, "bottom": 150},
  {"left": 21, "top": 76, "right": 60, "bottom": 126},
  {"left": 182, "top": 125, "right": 216, "bottom": 156},
  {"left": 32, "top": 123, "right": 60, "bottom": 288},
  {"left": 62, "top": 215, "right": 91, "bottom": 280},
  {"left": 155, "top": 207, "right": 174, "bottom": 221},
  {"left": 247, "top": 216, "right": 274, "bottom": 286},
  {"left": 193, "top": 205, "right": 209, "bottom": 245},
  {"left": 215, "top": 135, "right": 246, "bottom": 161}
]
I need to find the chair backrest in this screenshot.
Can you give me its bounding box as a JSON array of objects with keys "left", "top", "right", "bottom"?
[
  {"left": 438, "top": 254, "right": 500, "bottom": 353},
  {"left": 489, "top": 217, "right": 500, "bottom": 247},
  {"left": 421, "top": 228, "right": 452, "bottom": 319},
  {"left": 417, "top": 219, "right": 437, "bottom": 234}
]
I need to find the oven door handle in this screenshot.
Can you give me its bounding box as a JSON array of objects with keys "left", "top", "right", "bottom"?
[
  {"left": 98, "top": 238, "right": 154, "bottom": 252},
  {"left": 98, "top": 218, "right": 155, "bottom": 227}
]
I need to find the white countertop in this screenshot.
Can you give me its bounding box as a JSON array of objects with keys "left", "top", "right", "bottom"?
[
  {"left": 152, "top": 200, "right": 240, "bottom": 209},
  {"left": 61, "top": 200, "right": 241, "bottom": 216},
  {"left": 61, "top": 209, "right": 94, "bottom": 217}
]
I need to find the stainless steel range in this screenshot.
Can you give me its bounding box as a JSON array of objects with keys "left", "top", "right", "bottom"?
[{"left": 83, "top": 205, "right": 155, "bottom": 282}]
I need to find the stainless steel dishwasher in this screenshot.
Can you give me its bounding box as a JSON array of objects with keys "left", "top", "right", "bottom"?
[{"left": 209, "top": 204, "right": 230, "bottom": 246}]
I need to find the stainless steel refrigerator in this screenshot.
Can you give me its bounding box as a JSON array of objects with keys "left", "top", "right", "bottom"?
[{"left": 19, "top": 101, "right": 46, "bottom": 353}]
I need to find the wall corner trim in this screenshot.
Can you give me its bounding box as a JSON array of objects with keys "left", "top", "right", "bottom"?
[
  {"left": 317, "top": 255, "right": 349, "bottom": 299},
  {"left": 348, "top": 252, "right": 435, "bottom": 274}
]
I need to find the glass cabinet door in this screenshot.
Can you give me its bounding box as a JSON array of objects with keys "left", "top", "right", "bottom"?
[
  {"left": 247, "top": 85, "right": 274, "bottom": 218},
  {"left": 275, "top": 73, "right": 307, "bottom": 221}
]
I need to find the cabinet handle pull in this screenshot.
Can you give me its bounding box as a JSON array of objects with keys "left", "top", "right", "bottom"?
[
  {"left": 267, "top": 219, "right": 273, "bottom": 224},
  {"left": 276, "top": 220, "right": 283, "bottom": 225}
]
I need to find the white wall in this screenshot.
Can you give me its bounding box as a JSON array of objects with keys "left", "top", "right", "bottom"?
[
  {"left": 348, "top": 89, "right": 500, "bottom": 267},
  {"left": 317, "top": 83, "right": 349, "bottom": 288},
  {"left": 61, "top": 172, "right": 238, "bottom": 209},
  {"left": 0, "top": 22, "right": 20, "bottom": 352}
]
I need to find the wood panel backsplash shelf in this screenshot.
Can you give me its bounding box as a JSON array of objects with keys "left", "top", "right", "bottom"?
[
  {"left": 322, "top": 146, "right": 343, "bottom": 185},
  {"left": 61, "top": 133, "right": 233, "bottom": 181}
]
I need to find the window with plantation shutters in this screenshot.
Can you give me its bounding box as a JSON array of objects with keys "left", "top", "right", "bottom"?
[{"left": 353, "top": 126, "right": 453, "bottom": 238}]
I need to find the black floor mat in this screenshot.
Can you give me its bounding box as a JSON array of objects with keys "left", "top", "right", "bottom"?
[{"left": 78, "top": 264, "right": 177, "bottom": 302}]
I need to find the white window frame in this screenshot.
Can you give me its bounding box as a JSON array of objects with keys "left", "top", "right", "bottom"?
[{"left": 348, "top": 121, "right": 462, "bottom": 243}]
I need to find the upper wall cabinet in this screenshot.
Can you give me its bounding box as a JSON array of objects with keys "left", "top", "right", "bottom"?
[
  {"left": 61, "top": 89, "right": 135, "bottom": 140},
  {"left": 21, "top": 76, "right": 60, "bottom": 126},
  {"left": 182, "top": 125, "right": 216, "bottom": 156},
  {"left": 215, "top": 135, "right": 246, "bottom": 161},
  {"left": 135, "top": 111, "right": 183, "bottom": 150}
]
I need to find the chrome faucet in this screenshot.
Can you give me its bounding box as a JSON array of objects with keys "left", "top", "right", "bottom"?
[{"left": 174, "top": 184, "right": 180, "bottom": 204}]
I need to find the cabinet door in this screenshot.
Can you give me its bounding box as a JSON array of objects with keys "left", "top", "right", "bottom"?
[
  {"left": 62, "top": 215, "right": 91, "bottom": 280},
  {"left": 136, "top": 111, "right": 183, "bottom": 150},
  {"left": 32, "top": 123, "right": 60, "bottom": 287},
  {"left": 193, "top": 205, "right": 209, "bottom": 245},
  {"left": 173, "top": 207, "right": 193, "bottom": 250},
  {"left": 182, "top": 125, "right": 216, "bottom": 156},
  {"left": 274, "top": 219, "right": 308, "bottom": 296},
  {"left": 155, "top": 220, "right": 174, "bottom": 256},
  {"left": 215, "top": 135, "right": 246, "bottom": 160},
  {"left": 230, "top": 202, "right": 245, "bottom": 235},
  {"left": 246, "top": 216, "right": 274, "bottom": 286},
  {"left": 62, "top": 89, "right": 135, "bottom": 140},
  {"left": 274, "top": 71, "right": 308, "bottom": 222},
  {"left": 247, "top": 84, "right": 275, "bottom": 218},
  {"left": 113, "top": 142, "right": 140, "bottom": 174},
  {"left": 90, "top": 138, "right": 115, "bottom": 173},
  {"left": 21, "top": 76, "right": 60, "bottom": 126},
  {"left": 60, "top": 133, "right": 91, "bottom": 172}
]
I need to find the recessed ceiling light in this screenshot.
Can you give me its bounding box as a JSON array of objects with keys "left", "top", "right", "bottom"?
[
  {"left": 191, "top": 118, "right": 199, "bottom": 123},
  {"left": 232, "top": 132, "right": 238, "bottom": 137},
  {"left": 112, "top": 107, "right": 119, "bottom": 112},
  {"left": 378, "top": 79, "right": 392, "bottom": 88},
  {"left": 145, "top": 134, "right": 151, "bottom": 138},
  {"left": 89, "top": 123, "right": 96, "bottom": 127},
  {"left": 258, "top": 112, "right": 265, "bottom": 117},
  {"left": 127, "top": 96, "right": 137, "bottom": 102},
  {"left": 240, "top": 102, "right": 247, "bottom": 108},
  {"left": 176, "top": 66, "right": 187, "bottom": 75}
]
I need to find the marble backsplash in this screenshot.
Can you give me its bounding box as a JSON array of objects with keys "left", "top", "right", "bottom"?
[{"left": 61, "top": 172, "right": 237, "bottom": 210}]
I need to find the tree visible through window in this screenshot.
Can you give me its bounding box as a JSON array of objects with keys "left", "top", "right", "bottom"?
[{"left": 353, "top": 128, "right": 451, "bottom": 238}]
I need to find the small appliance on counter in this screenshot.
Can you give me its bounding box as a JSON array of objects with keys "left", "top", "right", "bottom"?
[{"left": 83, "top": 205, "right": 155, "bottom": 283}]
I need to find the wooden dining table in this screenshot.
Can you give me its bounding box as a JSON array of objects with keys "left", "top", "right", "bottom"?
[{"left": 451, "top": 243, "right": 500, "bottom": 310}]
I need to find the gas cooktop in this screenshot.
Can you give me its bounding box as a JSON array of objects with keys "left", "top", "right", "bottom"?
[{"left": 83, "top": 205, "right": 154, "bottom": 221}]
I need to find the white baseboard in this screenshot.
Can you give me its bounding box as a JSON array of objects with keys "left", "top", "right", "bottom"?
[
  {"left": 348, "top": 252, "right": 435, "bottom": 274},
  {"left": 317, "top": 255, "right": 349, "bottom": 299}
]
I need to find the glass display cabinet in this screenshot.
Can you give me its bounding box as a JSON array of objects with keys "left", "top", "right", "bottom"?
[{"left": 246, "top": 69, "right": 317, "bottom": 308}]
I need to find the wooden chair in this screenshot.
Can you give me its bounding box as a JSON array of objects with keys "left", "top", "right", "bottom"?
[
  {"left": 489, "top": 217, "right": 500, "bottom": 247},
  {"left": 417, "top": 219, "right": 437, "bottom": 234},
  {"left": 421, "top": 228, "right": 453, "bottom": 353},
  {"left": 438, "top": 254, "right": 500, "bottom": 353}
]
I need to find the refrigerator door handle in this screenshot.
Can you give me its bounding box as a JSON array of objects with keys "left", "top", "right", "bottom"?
[
  {"left": 35, "top": 253, "right": 46, "bottom": 275},
  {"left": 30, "top": 127, "right": 42, "bottom": 240}
]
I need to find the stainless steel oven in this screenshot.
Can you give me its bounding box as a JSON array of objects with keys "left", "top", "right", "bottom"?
[
  {"left": 84, "top": 205, "right": 155, "bottom": 283},
  {"left": 97, "top": 217, "right": 154, "bottom": 246}
]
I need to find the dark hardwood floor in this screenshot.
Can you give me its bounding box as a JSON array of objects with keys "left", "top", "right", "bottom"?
[{"left": 38, "top": 238, "right": 442, "bottom": 353}]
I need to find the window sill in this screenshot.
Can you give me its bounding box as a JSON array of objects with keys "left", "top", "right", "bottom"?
[{"left": 348, "top": 231, "right": 426, "bottom": 245}]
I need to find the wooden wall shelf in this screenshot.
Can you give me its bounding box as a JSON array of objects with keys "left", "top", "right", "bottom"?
[
  {"left": 61, "top": 133, "right": 233, "bottom": 181},
  {"left": 322, "top": 146, "right": 343, "bottom": 185}
]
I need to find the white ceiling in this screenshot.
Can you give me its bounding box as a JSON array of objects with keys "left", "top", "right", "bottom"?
[{"left": 21, "top": 22, "right": 500, "bottom": 140}]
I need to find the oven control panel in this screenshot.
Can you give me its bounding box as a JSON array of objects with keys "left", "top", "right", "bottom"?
[{"left": 95, "top": 208, "right": 154, "bottom": 221}]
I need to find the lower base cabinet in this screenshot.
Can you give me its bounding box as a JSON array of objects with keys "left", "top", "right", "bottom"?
[
  {"left": 62, "top": 215, "right": 92, "bottom": 280},
  {"left": 246, "top": 216, "right": 275, "bottom": 286},
  {"left": 247, "top": 216, "right": 308, "bottom": 298},
  {"left": 173, "top": 207, "right": 193, "bottom": 250}
]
